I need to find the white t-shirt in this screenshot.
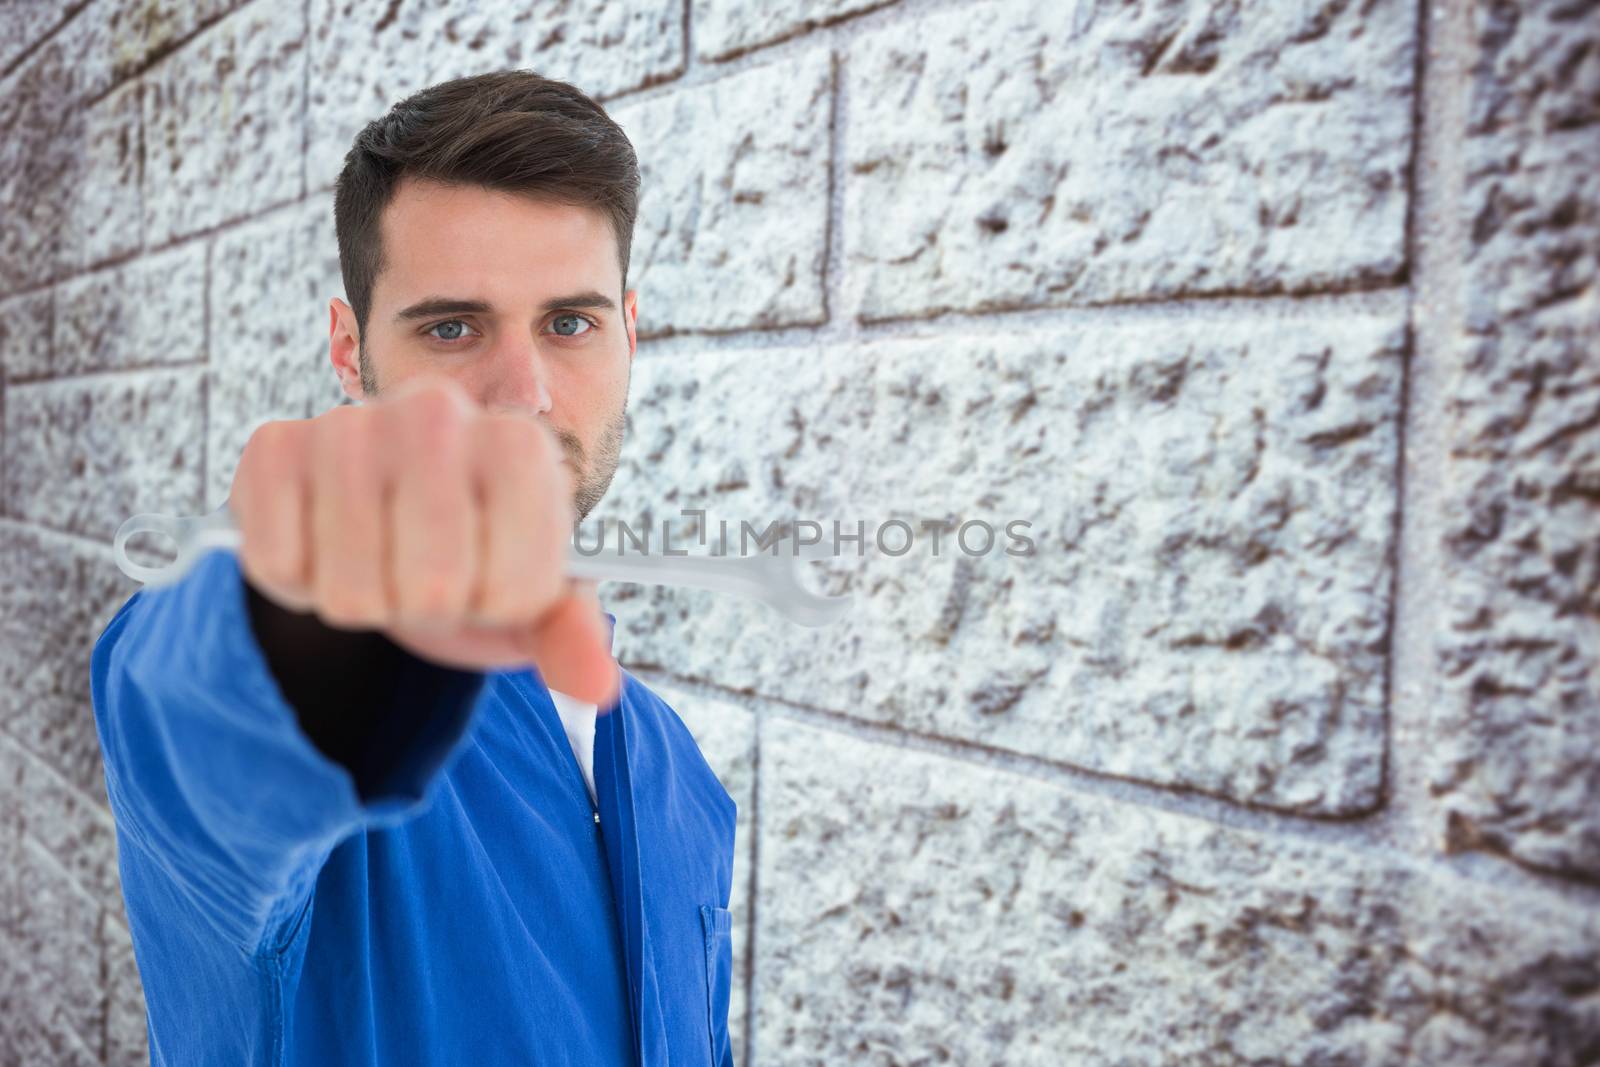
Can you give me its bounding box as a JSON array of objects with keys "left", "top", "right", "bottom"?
[{"left": 547, "top": 688, "right": 599, "bottom": 806}]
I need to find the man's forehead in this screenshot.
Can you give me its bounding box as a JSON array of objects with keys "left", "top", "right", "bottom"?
[{"left": 375, "top": 176, "right": 620, "bottom": 302}]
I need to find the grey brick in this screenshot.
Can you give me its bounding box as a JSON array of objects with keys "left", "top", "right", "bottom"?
[
  {"left": 0, "top": 0, "right": 71, "bottom": 73},
  {"left": 1431, "top": 0, "right": 1600, "bottom": 881},
  {"left": 0, "top": 9, "right": 121, "bottom": 290},
  {"left": 0, "top": 60, "right": 69, "bottom": 293},
  {"left": 0, "top": 524, "right": 136, "bottom": 802},
  {"left": 845, "top": 0, "right": 1415, "bottom": 321},
  {"left": 54, "top": 242, "right": 207, "bottom": 375},
  {"left": 5, "top": 370, "right": 206, "bottom": 541},
  {"left": 0, "top": 810, "right": 18, "bottom": 934},
  {"left": 103, "top": 912, "right": 149, "bottom": 1067},
  {"left": 0, "top": 1009, "right": 102, "bottom": 1067},
  {"left": 0, "top": 288, "right": 53, "bottom": 381},
  {"left": 603, "top": 312, "right": 1405, "bottom": 815},
  {"left": 650, "top": 682, "right": 754, "bottom": 1060},
  {"left": 756, "top": 716, "right": 1600, "bottom": 1066},
  {"left": 0, "top": 732, "right": 123, "bottom": 927},
  {"left": 205, "top": 195, "right": 349, "bottom": 509},
  {"left": 104, "top": 0, "right": 252, "bottom": 82},
  {"left": 305, "top": 0, "right": 684, "bottom": 193},
  {"left": 58, "top": 75, "right": 143, "bottom": 275},
  {"left": 0, "top": 694, "right": 110, "bottom": 834},
  {"left": 13, "top": 836, "right": 106, "bottom": 1056},
  {"left": 142, "top": 2, "right": 306, "bottom": 244},
  {"left": 611, "top": 50, "right": 833, "bottom": 335},
  {"left": 693, "top": 0, "right": 899, "bottom": 61},
  {"left": 7, "top": 4, "right": 114, "bottom": 107}
]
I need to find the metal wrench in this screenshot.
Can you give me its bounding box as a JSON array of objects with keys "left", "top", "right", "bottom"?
[{"left": 114, "top": 503, "right": 851, "bottom": 627}]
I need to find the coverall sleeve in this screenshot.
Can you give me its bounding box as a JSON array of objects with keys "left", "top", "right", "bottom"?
[{"left": 89, "top": 546, "right": 491, "bottom": 957}]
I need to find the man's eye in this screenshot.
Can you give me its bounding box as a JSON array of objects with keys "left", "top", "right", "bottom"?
[
  {"left": 549, "top": 313, "right": 595, "bottom": 338},
  {"left": 426, "top": 320, "right": 476, "bottom": 343}
]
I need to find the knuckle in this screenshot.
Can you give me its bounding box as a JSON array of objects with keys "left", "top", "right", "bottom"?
[
  {"left": 331, "top": 402, "right": 376, "bottom": 448},
  {"left": 472, "top": 582, "right": 536, "bottom": 626},
  {"left": 264, "top": 544, "right": 306, "bottom": 589},
  {"left": 322, "top": 425, "right": 375, "bottom": 492},
  {"left": 482, "top": 413, "right": 554, "bottom": 469},
  {"left": 244, "top": 540, "right": 294, "bottom": 590},
  {"left": 314, "top": 409, "right": 360, "bottom": 466},
  {"left": 406, "top": 379, "right": 473, "bottom": 428},
  {"left": 419, "top": 399, "right": 467, "bottom": 451},
  {"left": 400, "top": 566, "right": 468, "bottom": 619},
  {"left": 493, "top": 412, "right": 544, "bottom": 450},
  {"left": 245, "top": 418, "right": 290, "bottom": 455},
  {"left": 317, "top": 576, "right": 386, "bottom": 629},
  {"left": 318, "top": 598, "right": 376, "bottom": 630},
  {"left": 319, "top": 403, "right": 363, "bottom": 437},
  {"left": 395, "top": 401, "right": 469, "bottom": 470},
  {"left": 493, "top": 557, "right": 564, "bottom": 620},
  {"left": 478, "top": 416, "right": 525, "bottom": 463},
  {"left": 327, "top": 401, "right": 369, "bottom": 439},
  {"left": 236, "top": 421, "right": 291, "bottom": 490}
]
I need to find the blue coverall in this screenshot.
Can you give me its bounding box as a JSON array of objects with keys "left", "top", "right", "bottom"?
[{"left": 89, "top": 547, "right": 738, "bottom": 1065}]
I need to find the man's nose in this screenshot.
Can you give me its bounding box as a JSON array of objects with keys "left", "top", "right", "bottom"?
[{"left": 488, "top": 341, "right": 554, "bottom": 417}]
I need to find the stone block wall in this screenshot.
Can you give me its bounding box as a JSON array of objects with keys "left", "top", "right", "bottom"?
[{"left": 0, "top": 0, "right": 1596, "bottom": 1064}]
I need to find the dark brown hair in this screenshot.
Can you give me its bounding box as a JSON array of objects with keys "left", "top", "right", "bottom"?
[{"left": 333, "top": 69, "right": 641, "bottom": 340}]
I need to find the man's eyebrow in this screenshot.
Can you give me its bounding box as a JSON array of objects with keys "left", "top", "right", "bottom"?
[{"left": 393, "top": 291, "right": 617, "bottom": 324}]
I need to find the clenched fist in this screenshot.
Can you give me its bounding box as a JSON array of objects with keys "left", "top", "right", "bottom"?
[{"left": 228, "top": 374, "right": 618, "bottom": 706}]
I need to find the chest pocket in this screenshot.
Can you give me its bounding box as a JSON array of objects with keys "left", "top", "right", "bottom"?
[{"left": 700, "top": 905, "right": 734, "bottom": 1066}]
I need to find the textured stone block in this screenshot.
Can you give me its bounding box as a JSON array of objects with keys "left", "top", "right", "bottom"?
[
  {"left": 693, "top": 0, "right": 898, "bottom": 61},
  {"left": 0, "top": 525, "right": 135, "bottom": 801},
  {"left": 610, "top": 50, "right": 832, "bottom": 335},
  {"left": 0, "top": 942, "right": 20, "bottom": 1062},
  {"left": 54, "top": 242, "right": 206, "bottom": 375},
  {"left": 5, "top": 371, "right": 205, "bottom": 541},
  {"left": 0, "top": 8, "right": 122, "bottom": 290},
  {"left": 0, "top": 0, "right": 69, "bottom": 73},
  {"left": 13, "top": 836, "right": 106, "bottom": 1056},
  {"left": 0, "top": 1010, "right": 101, "bottom": 1067},
  {"left": 58, "top": 75, "right": 143, "bottom": 274},
  {"left": 103, "top": 912, "right": 149, "bottom": 1067},
  {"left": 604, "top": 312, "right": 1404, "bottom": 814},
  {"left": 305, "top": 0, "right": 684, "bottom": 193},
  {"left": 0, "top": 731, "right": 123, "bottom": 925},
  {"left": 756, "top": 716, "right": 1600, "bottom": 1066},
  {"left": 0, "top": 813, "right": 19, "bottom": 934},
  {"left": 651, "top": 682, "right": 755, "bottom": 1059},
  {"left": 0, "top": 288, "right": 54, "bottom": 380},
  {"left": 0, "top": 60, "right": 69, "bottom": 292},
  {"left": 142, "top": 2, "right": 305, "bottom": 244},
  {"left": 5, "top": 3, "right": 114, "bottom": 106},
  {"left": 845, "top": 0, "right": 1415, "bottom": 321},
  {"left": 205, "top": 195, "right": 350, "bottom": 508},
  {"left": 105, "top": 0, "right": 251, "bottom": 81},
  {"left": 1431, "top": 0, "right": 1600, "bottom": 881}
]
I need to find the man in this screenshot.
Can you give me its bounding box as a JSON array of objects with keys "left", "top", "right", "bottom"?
[{"left": 89, "top": 70, "right": 737, "bottom": 1066}]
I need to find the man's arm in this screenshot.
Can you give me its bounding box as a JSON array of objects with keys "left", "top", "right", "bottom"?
[
  {"left": 243, "top": 572, "right": 482, "bottom": 804},
  {"left": 91, "top": 547, "right": 490, "bottom": 958}
]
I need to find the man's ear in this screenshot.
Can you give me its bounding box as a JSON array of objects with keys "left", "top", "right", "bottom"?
[
  {"left": 329, "top": 297, "right": 366, "bottom": 402},
  {"left": 623, "top": 289, "right": 638, "bottom": 361}
]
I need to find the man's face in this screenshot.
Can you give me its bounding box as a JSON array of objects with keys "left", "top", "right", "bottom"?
[{"left": 329, "top": 176, "right": 637, "bottom": 522}]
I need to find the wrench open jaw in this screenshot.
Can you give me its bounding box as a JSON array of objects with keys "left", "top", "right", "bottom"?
[{"left": 114, "top": 504, "right": 853, "bottom": 628}]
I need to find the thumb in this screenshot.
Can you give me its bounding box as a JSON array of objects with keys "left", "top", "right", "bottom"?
[{"left": 526, "top": 584, "right": 619, "bottom": 709}]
